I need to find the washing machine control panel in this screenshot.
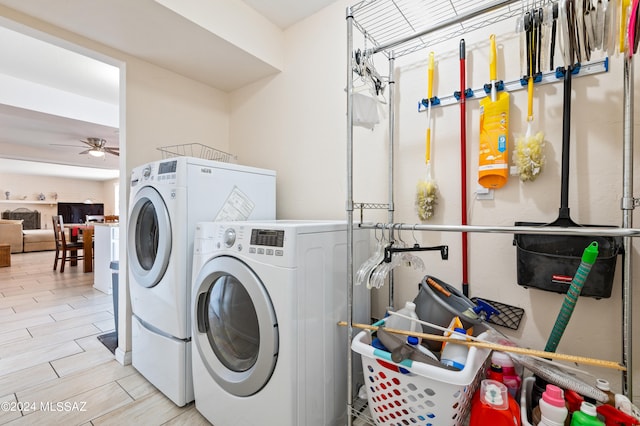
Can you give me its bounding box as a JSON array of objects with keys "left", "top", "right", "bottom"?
[
  {"left": 131, "top": 160, "right": 179, "bottom": 186},
  {"left": 197, "top": 223, "right": 288, "bottom": 259},
  {"left": 250, "top": 229, "right": 285, "bottom": 247},
  {"left": 223, "top": 228, "right": 236, "bottom": 247},
  {"left": 194, "top": 223, "right": 298, "bottom": 268}
]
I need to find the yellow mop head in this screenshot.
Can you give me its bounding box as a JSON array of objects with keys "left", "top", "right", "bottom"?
[
  {"left": 514, "top": 131, "right": 545, "bottom": 182},
  {"left": 416, "top": 178, "right": 438, "bottom": 221}
]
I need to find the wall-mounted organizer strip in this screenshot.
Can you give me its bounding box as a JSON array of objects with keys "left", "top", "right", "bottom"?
[{"left": 418, "top": 58, "right": 609, "bottom": 111}]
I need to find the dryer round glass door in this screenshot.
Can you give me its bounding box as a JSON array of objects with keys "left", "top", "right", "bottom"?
[
  {"left": 193, "top": 255, "right": 278, "bottom": 397},
  {"left": 127, "top": 186, "right": 172, "bottom": 288}
]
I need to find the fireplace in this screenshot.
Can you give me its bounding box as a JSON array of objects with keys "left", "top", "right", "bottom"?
[{"left": 2, "top": 208, "right": 41, "bottom": 230}]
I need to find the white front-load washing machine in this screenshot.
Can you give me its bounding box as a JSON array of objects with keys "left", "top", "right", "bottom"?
[
  {"left": 191, "top": 220, "right": 371, "bottom": 425},
  {"left": 127, "top": 157, "right": 276, "bottom": 406}
]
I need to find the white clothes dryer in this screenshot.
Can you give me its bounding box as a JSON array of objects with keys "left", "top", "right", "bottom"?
[
  {"left": 128, "top": 157, "right": 276, "bottom": 406},
  {"left": 191, "top": 221, "right": 371, "bottom": 425}
]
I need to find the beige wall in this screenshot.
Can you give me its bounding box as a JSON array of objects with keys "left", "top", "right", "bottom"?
[
  {"left": 3, "top": 0, "right": 639, "bottom": 403},
  {"left": 230, "top": 1, "right": 640, "bottom": 400},
  {"left": 0, "top": 173, "right": 116, "bottom": 228},
  {"left": 0, "top": 4, "right": 232, "bottom": 179},
  {"left": 0, "top": 4, "right": 232, "bottom": 364}
]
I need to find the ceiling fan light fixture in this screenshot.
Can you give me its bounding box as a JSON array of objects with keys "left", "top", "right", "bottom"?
[{"left": 89, "top": 149, "right": 105, "bottom": 158}]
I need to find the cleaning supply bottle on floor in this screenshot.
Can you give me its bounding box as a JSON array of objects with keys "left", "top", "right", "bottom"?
[
  {"left": 595, "top": 379, "right": 616, "bottom": 407},
  {"left": 570, "top": 402, "right": 605, "bottom": 426},
  {"left": 487, "top": 362, "right": 504, "bottom": 383},
  {"left": 491, "top": 351, "right": 521, "bottom": 398},
  {"left": 469, "top": 379, "right": 521, "bottom": 426},
  {"left": 538, "top": 384, "right": 568, "bottom": 426}
]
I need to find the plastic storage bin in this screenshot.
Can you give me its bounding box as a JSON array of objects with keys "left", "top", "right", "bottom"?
[{"left": 352, "top": 321, "right": 491, "bottom": 426}]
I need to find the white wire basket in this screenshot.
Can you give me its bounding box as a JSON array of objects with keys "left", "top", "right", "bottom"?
[
  {"left": 157, "top": 143, "right": 236, "bottom": 163},
  {"left": 351, "top": 325, "right": 491, "bottom": 426}
]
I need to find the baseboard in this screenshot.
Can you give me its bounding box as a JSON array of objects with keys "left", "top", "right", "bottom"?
[{"left": 115, "top": 347, "right": 132, "bottom": 366}]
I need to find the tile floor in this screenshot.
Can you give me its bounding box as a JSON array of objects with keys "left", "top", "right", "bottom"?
[{"left": 0, "top": 251, "right": 210, "bottom": 425}]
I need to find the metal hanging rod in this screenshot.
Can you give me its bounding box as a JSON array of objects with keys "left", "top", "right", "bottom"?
[
  {"left": 418, "top": 58, "right": 609, "bottom": 111},
  {"left": 359, "top": 222, "right": 640, "bottom": 237}
]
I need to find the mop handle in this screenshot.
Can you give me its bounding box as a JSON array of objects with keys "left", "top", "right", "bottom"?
[
  {"left": 460, "top": 39, "right": 469, "bottom": 297},
  {"left": 544, "top": 242, "right": 599, "bottom": 353},
  {"left": 490, "top": 34, "right": 497, "bottom": 102},
  {"left": 426, "top": 51, "right": 434, "bottom": 164}
]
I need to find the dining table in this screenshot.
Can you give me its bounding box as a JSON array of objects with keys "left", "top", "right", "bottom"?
[{"left": 65, "top": 224, "right": 94, "bottom": 273}]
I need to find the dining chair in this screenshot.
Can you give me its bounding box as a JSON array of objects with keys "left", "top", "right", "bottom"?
[{"left": 52, "top": 215, "right": 84, "bottom": 272}]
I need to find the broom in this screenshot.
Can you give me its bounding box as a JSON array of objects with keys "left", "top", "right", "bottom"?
[
  {"left": 416, "top": 51, "right": 437, "bottom": 221},
  {"left": 515, "top": 10, "right": 546, "bottom": 182}
]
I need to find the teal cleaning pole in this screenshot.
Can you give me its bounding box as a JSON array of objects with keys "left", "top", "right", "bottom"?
[{"left": 544, "top": 242, "right": 599, "bottom": 353}]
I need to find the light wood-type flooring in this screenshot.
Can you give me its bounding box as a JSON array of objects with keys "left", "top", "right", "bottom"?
[{"left": 0, "top": 251, "right": 210, "bottom": 425}]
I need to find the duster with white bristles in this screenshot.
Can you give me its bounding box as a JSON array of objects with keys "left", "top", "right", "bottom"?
[{"left": 515, "top": 18, "right": 546, "bottom": 182}]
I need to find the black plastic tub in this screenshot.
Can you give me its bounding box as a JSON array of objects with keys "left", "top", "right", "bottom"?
[{"left": 514, "top": 222, "right": 623, "bottom": 299}]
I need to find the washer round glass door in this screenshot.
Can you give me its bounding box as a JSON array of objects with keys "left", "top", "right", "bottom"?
[
  {"left": 193, "top": 255, "right": 278, "bottom": 397},
  {"left": 127, "top": 186, "right": 172, "bottom": 288}
]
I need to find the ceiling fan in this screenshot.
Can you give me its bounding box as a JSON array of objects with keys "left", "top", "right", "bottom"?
[{"left": 52, "top": 137, "right": 119, "bottom": 157}]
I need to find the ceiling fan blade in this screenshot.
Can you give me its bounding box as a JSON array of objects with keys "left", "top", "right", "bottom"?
[
  {"left": 78, "top": 149, "right": 91, "bottom": 155},
  {"left": 104, "top": 148, "right": 120, "bottom": 156}
]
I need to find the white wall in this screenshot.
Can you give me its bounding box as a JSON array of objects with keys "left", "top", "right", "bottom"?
[{"left": 230, "top": 1, "right": 640, "bottom": 400}]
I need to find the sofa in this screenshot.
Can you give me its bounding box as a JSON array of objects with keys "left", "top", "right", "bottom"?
[{"left": 0, "top": 219, "right": 57, "bottom": 253}]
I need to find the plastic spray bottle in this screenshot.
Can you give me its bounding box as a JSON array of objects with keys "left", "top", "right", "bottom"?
[{"left": 570, "top": 402, "right": 605, "bottom": 426}]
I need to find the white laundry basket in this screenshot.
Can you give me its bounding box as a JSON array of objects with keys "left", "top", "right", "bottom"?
[{"left": 351, "top": 325, "right": 491, "bottom": 426}]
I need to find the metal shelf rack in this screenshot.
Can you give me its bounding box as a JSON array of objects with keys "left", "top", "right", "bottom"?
[
  {"left": 350, "top": 0, "right": 521, "bottom": 58},
  {"left": 345, "top": 0, "right": 636, "bottom": 424}
]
